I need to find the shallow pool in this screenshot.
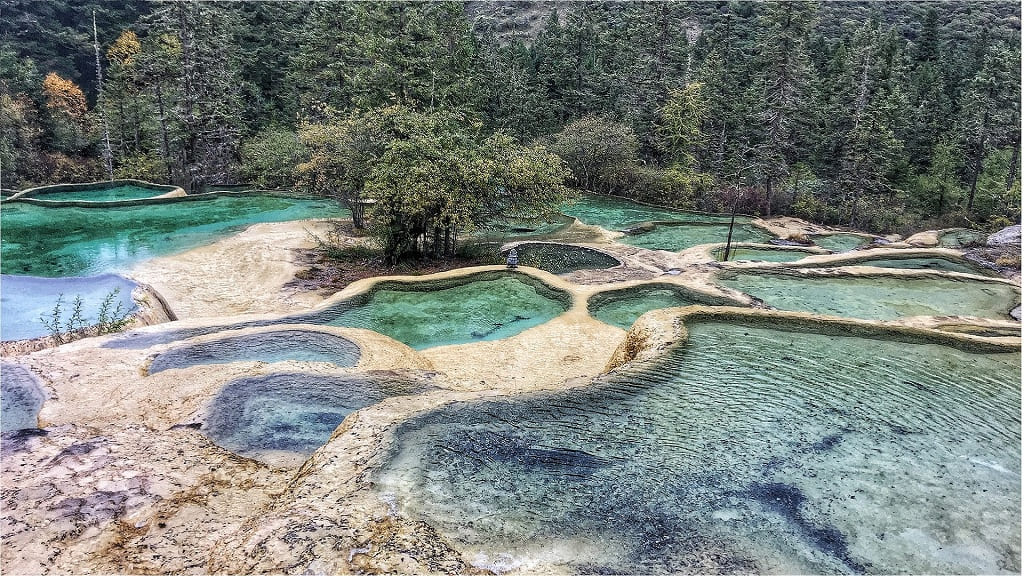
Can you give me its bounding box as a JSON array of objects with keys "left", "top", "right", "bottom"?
[
  {"left": 1, "top": 195, "right": 345, "bottom": 277},
  {"left": 26, "top": 184, "right": 166, "bottom": 202},
  {"left": 315, "top": 274, "right": 569, "bottom": 349},
  {"left": 718, "top": 271, "right": 1019, "bottom": 321},
  {"left": 106, "top": 272, "right": 571, "bottom": 351},
  {"left": 714, "top": 247, "right": 814, "bottom": 263},
  {"left": 203, "top": 372, "right": 430, "bottom": 460},
  {"left": 148, "top": 330, "right": 361, "bottom": 374},
  {"left": 588, "top": 284, "right": 740, "bottom": 329},
  {"left": 502, "top": 243, "right": 619, "bottom": 274},
  {"left": 622, "top": 222, "right": 773, "bottom": 252},
  {"left": 834, "top": 256, "right": 997, "bottom": 276},
  {"left": 939, "top": 229, "right": 987, "bottom": 248},
  {"left": 1, "top": 274, "right": 138, "bottom": 341},
  {"left": 1, "top": 362, "right": 46, "bottom": 432},
  {"left": 375, "top": 321, "right": 1020, "bottom": 574},
  {"left": 561, "top": 194, "right": 734, "bottom": 230},
  {"left": 811, "top": 234, "right": 870, "bottom": 252}
]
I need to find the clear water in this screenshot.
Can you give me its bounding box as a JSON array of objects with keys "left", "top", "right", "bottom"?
[
  {"left": 1, "top": 274, "right": 138, "bottom": 341},
  {"left": 469, "top": 215, "right": 576, "bottom": 243},
  {"left": 105, "top": 272, "right": 571, "bottom": 351},
  {"left": 939, "top": 229, "right": 987, "bottom": 248},
  {"left": 29, "top": 185, "right": 166, "bottom": 202},
  {"left": 501, "top": 243, "right": 619, "bottom": 274},
  {"left": 561, "top": 194, "right": 735, "bottom": 230},
  {"left": 148, "top": 330, "right": 361, "bottom": 374},
  {"left": 588, "top": 284, "right": 741, "bottom": 329},
  {"left": 811, "top": 234, "right": 870, "bottom": 252},
  {"left": 1, "top": 362, "right": 46, "bottom": 432},
  {"left": 622, "top": 222, "right": 773, "bottom": 252},
  {"left": 316, "top": 275, "right": 569, "bottom": 349},
  {"left": 0, "top": 195, "right": 346, "bottom": 277},
  {"left": 715, "top": 247, "right": 814, "bottom": 263},
  {"left": 719, "top": 271, "right": 1019, "bottom": 321},
  {"left": 202, "top": 372, "right": 430, "bottom": 459},
  {"left": 375, "top": 322, "right": 1021, "bottom": 574},
  {"left": 835, "top": 257, "right": 996, "bottom": 276}
]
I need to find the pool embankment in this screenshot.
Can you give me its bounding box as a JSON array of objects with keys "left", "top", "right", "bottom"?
[
  {"left": 605, "top": 305, "right": 1021, "bottom": 374},
  {"left": 4, "top": 179, "right": 184, "bottom": 205}
]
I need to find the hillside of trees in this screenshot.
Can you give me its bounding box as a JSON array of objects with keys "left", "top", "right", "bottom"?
[{"left": 2, "top": 0, "right": 1020, "bottom": 237}]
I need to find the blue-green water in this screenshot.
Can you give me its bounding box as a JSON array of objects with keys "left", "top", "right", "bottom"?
[
  {"left": 561, "top": 194, "right": 734, "bottom": 230},
  {"left": 375, "top": 321, "right": 1020, "bottom": 574},
  {"left": 1, "top": 195, "right": 345, "bottom": 277},
  {"left": 719, "top": 271, "right": 1019, "bottom": 321},
  {"left": 147, "top": 330, "right": 361, "bottom": 374},
  {"left": 835, "top": 256, "right": 997, "bottom": 276},
  {"left": 715, "top": 246, "right": 815, "bottom": 263},
  {"left": 811, "top": 234, "right": 870, "bottom": 252},
  {"left": 588, "top": 284, "right": 741, "bottom": 329},
  {"left": 28, "top": 184, "right": 166, "bottom": 202},
  {"left": 622, "top": 222, "right": 773, "bottom": 252},
  {"left": 105, "top": 272, "right": 571, "bottom": 351},
  {"left": 939, "top": 229, "right": 987, "bottom": 248}
]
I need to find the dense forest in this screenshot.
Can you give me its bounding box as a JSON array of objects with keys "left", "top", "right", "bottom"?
[{"left": 2, "top": 0, "right": 1020, "bottom": 241}]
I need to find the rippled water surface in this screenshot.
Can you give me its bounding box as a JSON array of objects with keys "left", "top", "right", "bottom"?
[
  {"left": 1, "top": 362, "right": 46, "bottom": 432},
  {"left": 148, "top": 330, "right": 360, "bottom": 374},
  {"left": 375, "top": 322, "right": 1021, "bottom": 574},
  {"left": 719, "top": 271, "right": 1019, "bottom": 320}
]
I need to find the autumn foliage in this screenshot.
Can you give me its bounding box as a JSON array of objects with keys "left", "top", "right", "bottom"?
[{"left": 41, "top": 72, "right": 86, "bottom": 118}]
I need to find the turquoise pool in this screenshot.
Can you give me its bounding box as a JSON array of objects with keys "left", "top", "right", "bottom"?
[{"left": 375, "top": 321, "right": 1020, "bottom": 573}]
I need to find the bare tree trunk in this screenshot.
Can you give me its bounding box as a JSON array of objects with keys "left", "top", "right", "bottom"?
[
  {"left": 1007, "top": 133, "right": 1019, "bottom": 190},
  {"left": 154, "top": 83, "right": 173, "bottom": 183},
  {"left": 93, "top": 11, "right": 114, "bottom": 180},
  {"left": 723, "top": 200, "right": 739, "bottom": 261}
]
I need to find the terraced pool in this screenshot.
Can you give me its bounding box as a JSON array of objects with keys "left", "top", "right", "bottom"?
[
  {"left": 622, "top": 222, "right": 773, "bottom": 252},
  {"left": 147, "top": 330, "right": 361, "bottom": 374},
  {"left": 202, "top": 372, "right": 430, "bottom": 461},
  {"left": 561, "top": 194, "right": 734, "bottom": 229},
  {"left": 810, "top": 233, "right": 871, "bottom": 252},
  {"left": 718, "top": 271, "right": 1019, "bottom": 321},
  {"left": 502, "top": 243, "right": 619, "bottom": 274},
  {"left": 106, "top": 272, "right": 571, "bottom": 351},
  {"left": 375, "top": 321, "right": 1020, "bottom": 574},
  {"left": 588, "top": 283, "right": 741, "bottom": 329},
  {"left": 24, "top": 184, "right": 168, "bottom": 202}
]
